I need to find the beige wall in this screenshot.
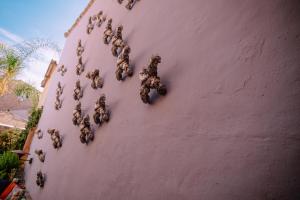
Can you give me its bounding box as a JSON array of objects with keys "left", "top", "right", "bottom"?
[
  {"left": 25, "top": 0, "right": 300, "bottom": 199},
  {"left": 38, "top": 61, "right": 57, "bottom": 108}
]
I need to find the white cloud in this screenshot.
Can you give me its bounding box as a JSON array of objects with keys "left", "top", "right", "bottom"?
[{"left": 0, "top": 27, "right": 23, "bottom": 43}]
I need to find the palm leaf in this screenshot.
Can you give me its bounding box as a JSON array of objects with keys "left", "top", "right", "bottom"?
[{"left": 0, "top": 38, "right": 60, "bottom": 96}]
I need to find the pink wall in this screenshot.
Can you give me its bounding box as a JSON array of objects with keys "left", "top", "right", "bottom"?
[{"left": 25, "top": 0, "right": 300, "bottom": 199}]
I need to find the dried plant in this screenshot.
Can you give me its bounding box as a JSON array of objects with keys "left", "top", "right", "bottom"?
[
  {"left": 76, "top": 56, "right": 84, "bottom": 75},
  {"left": 47, "top": 129, "right": 62, "bottom": 149},
  {"left": 139, "top": 55, "right": 167, "bottom": 104},
  {"left": 116, "top": 45, "right": 133, "bottom": 81},
  {"left": 34, "top": 149, "right": 45, "bottom": 163},
  {"left": 72, "top": 102, "right": 83, "bottom": 126},
  {"left": 77, "top": 40, "right": 84, "bottom": 57},
  {"left": 35, "top": 129, "right": 43, "bottom": 139},
  {"left": 93, "top": 94, "right": 110, "bottom": 126},
  {"left": 79, "top": 115, "right": 94, "bottom": 144},
  {"left": 36, "top": 171, "right": 45, "bottom": 188},
  {"left": 86, "top": 69, "right": 104, "bottom": 89},
  {"left": 111, "top": 25, "right": 125, "bottom": 57},
  {"left": 103, "top": 19, "right": 114, "bottom": 45},
  {"left": 54, "top": 95, "right": 62, "bottom": 110},
  {"left": 57, "top": 65, "right": 67, "bottom": 76},
  {"left": 87, "top": 16, "right": 94, "bottom": 34},
  {"left": 94, "top": 11, "right": 106, "bottom": 27},
  {"left": 73, "top": 80, "right": 83, "bottom": 101}
]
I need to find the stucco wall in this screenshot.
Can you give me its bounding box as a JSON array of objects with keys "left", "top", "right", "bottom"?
[
  {"left": 38, "top": 62, "right": 57, "bottom": 108},
  {"left": 25, "top": 0, "right": 300, "bottom": 199}
]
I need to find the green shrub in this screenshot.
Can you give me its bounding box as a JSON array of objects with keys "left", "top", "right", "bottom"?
[
  {"left": 15, "top": 107, "right": 43, "bottom": 149},
  {"left": 26, "top": 107, "right": 43, "bottom": 130},
  {"left": 0, "top": 151, "right": 20, "bottom": 180},
  {"left": 0, "top": 129, "right": 21, "bottom": 151},
  {"left": 14, "top": 82, "right": 40, "bottom": 109}
]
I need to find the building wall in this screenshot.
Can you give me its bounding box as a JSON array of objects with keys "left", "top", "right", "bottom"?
[
  {"left": 38, "top": 62, "right": 57, "bottom": 108},
  {"left": 25, "top": 0, "right": 300, "bottom": 199}
]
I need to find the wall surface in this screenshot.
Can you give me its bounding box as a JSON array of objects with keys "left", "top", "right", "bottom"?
[
  {"left": 38, "top": 62, "right": 57, "bottom": 108},
  {"left": 25, "top": 0, "right": 300, "bottom": 199}
]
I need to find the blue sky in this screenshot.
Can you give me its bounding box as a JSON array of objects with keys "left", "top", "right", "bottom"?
[{"left": 0, "top": 0, "right": 88, "bottom": 89}]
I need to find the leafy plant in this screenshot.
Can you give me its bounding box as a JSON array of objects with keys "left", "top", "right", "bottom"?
[
  {"left": 15, "top": 107, "right": 43, "bottom": 149},
  {"left": 0, "top": 39, "right": 60, "bottom": 96},
  {"left": 0, "top": 151, "right": 20, "bottom": 180},
  {"left": 0, "top": 47, "right": 22, "bottom": 95},
  {"left": 0, "top": 129, "right": 22, "bottom": 151},
  {"left": 14, "top": 82, "right": 40, "bottom": 109}
]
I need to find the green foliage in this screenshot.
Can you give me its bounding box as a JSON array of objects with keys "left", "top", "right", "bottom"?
[
  {"left": 0, "top": 129, "right": 22, "bottom": 151},
  {"left": 0, "top": 46, "right": 22, "bottom": 95},
  {"left": 14, "top": 82, "right": 37, "bottom": 98},
  {"left": 27, "top": 107, "right": 43, "bottom": 129},
  {"left": 15, "top": 107, "right": 43, "bottom": 150},
  {"left": 0, "top": 39, "right": 60, "bottom": 96},
  {"left": 0, "top": 108, "right": 42, "bottom": 151},
  {"left": 0, "top": 50, "right": 22, "bottom": 74},
  {"left": 0, "top": 151, "right": 20, "bottom": 180},
  {"left": 14, "top": 82, "right": 40, "bottom": 108},
  {"left": 0, "top": 44, "right": 22, "bottom": 77}
]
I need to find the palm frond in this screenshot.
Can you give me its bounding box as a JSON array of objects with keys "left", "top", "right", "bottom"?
[
  {"left": 13, "top": 38, "right": 61, "bottom": 62},
  {"left": 0, "top": 38, "right": 60, "bottom": 96}
]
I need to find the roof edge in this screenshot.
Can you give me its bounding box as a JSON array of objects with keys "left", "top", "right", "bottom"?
[
  {"left": 41, "top": 59, "right": 57, "bottom": 87},
  {"left": 64, "top": 0, "right": 97, "bottom": 38}
]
